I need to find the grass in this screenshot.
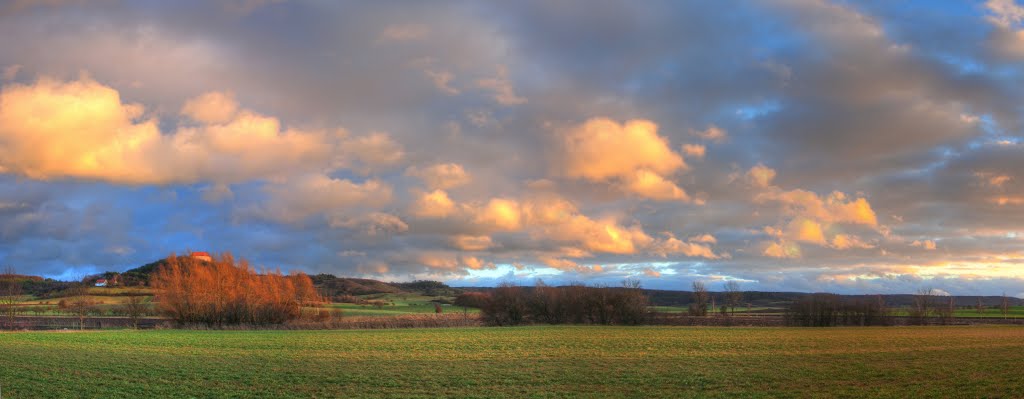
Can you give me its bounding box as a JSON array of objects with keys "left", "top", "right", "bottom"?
[
  {"left": 651, "top": 306, "right": 781, "bottom": 314},
  {"left": 1, "top": 325, "right": 1023, "bottom": 398},
  {"left": 330, "top": 293, "right": 480, "bottom": 317},
  {"left": 889, "top": 306, "right": 1024, "bottom": 318}
]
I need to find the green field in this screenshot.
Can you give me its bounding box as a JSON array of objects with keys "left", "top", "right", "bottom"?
[
  {"left": 889, "top": 306, "right": 1024, "bottom": 318},
  {"left": 1, "top": 326, "right": 1023, "bottom": 398},
  {"left": 329, "top": 294, "right": 480, "bottom": 317}
]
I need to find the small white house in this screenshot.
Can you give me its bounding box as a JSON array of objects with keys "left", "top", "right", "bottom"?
[{"left": 95, "top": 278, "right": 108, "bottom": 287}]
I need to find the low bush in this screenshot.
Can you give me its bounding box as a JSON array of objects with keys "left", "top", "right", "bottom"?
[{"left": 480, "top": 281, "right": 650, "bottom": 326}]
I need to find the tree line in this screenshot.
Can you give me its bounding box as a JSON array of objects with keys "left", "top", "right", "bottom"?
[{"left": 456, "top": 280, "right": 650, "bottom": 326}]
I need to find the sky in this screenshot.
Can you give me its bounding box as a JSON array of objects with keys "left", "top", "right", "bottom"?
[{"left": 0, "top": 0, "right": 1023, "bottom": 295}]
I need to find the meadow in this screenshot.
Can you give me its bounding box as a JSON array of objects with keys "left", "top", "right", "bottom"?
[
  {"left": 1, "top": 325, "right": 1023, "bottom": 398},
  {"left": 328, "top": 293, "right": 480, "bottom": 317}
]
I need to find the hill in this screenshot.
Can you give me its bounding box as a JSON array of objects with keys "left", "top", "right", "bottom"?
[{"left": 117, "top": 258, "right": 459, "bottom": 299}]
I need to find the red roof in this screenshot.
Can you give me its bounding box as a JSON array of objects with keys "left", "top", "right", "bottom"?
[{"left": 191, "top": 251, "right": 211, "bottom": 257}]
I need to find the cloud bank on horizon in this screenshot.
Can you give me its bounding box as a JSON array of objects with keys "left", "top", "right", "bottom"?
[{"left": 0, "top": 0, "right": 1023, "bottom": 295}]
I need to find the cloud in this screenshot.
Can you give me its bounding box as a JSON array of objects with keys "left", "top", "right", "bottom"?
[
  {"left": 540, "top": 214, "right": 652, "bottom": 255},
  {"left": 746, "top": 164, "right": 777, "bottom": 188},
  {"left": 409, "top": 189, "right": 457, "bottom": 219},
  {"left": 379, "top": 24, "right": 430, "bottom": 42},
  {"left": 985, "top": 0, "right": 1024, "bottom": 57},
  {"left": 3, "top": 1, "right": 1024, "bottom": 294},
  {"left": 181, "top": 91, "right": 239, "bottom": 124},
  {"left": 260, "top": 175, "right": 392, "bottom": 224},
  {"left": 449, "top": 234, "right": 494, "bottom": 251},
  {"left": 681, "top": 144, "right": 706, "bottom": 159},
  {"left": 689, "top": 234, "right": 717, "bottom": 244},
  {"left": 691, "top": 125, "right": 727, "bottom": 142},
  {"left": 461, "top": 255, "right": 493, "bottom": 270},
  {"left": 329, "top": 212, "right": 408, "bottom": 237},
  {"left": 474, "top": 198, "right": 522, "bottom": 231},
  {"left": 0, "top": 77, "right": 400, "bottom": 185},
  {"left": 200, "top": 183, "right": 234, "bottom": 204},
  {"left": 764, "top": 241, "right": 801, "bottom": 259},
  {"left": 654, "top": 234, "right": 719, "bottom": 259},
  {"left": 911, "top": 239, "right": 937, "bottom": 250},
  {"left": 424, "top": 70, "right": 459, "bottom": 95},
  {"left": 558, "top": 118, "right": 690, "bottom": 200},
  {"left": 2, "top": 64, "right": 20, "bottom": 81},
  {"left": 788, "top": 218, "right": 827, "bottom": 245},
  {"left": 336, "top": 131, "right": 405, "bottom": 173},
  {"left": 476, "top": 66, "right": 525, "bottom": 105},
  {"left": 831, "top": 234, "right": 873, "bottom": 250},
  {"left": 757, "top": 188, "right": 878, "bottom": 227},
  {"left": 405, "top": 163, "right": 471, "bottom": 190},
  {"left": 622, "top": 169, "right": 689, "bottom": 201},
  {"left": 976, "top": 172, "right": 1012, "bottom": 187}
]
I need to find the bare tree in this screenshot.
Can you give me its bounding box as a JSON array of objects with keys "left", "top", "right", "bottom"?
[
  {"left": 1, "top": 266, "right": 22, "bottom": 328},
  {"left": 976, "top": 297, "right": 986, "bottom": 315},
  {"left": 123, "top": 294, "right": 149, "bottom": 329},
  {"left": 909, "top": 288, "right": 933, "bottom": 324},
  {"left": 724, "top": 281, "right": 743, "bottom": 315},
  {"left": 688, "top": 281, "right": 709, "bottom": 317},
  {"left": 1001, "top": 293, "right": 1010, "bottom": 319},
  {"left": 65, "top": 284, "right": 97, "bottom": 330},
  {"left": 934, "top": 296, "right": 954, "bottom": 325}
]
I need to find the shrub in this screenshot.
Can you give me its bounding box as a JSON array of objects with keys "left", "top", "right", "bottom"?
[
  {"left": 786, "top": 293, "right": 840, "bottom": 327},
  {"left": 480, "top": 281, "right": 650, "bottom": 326},
  {"left": 453, "top": 292, "right": 490, "bottom": 309},
  {"left": 786, "top": 294, "right": 891, "bottom": 327},
  {"left": 151, "top": 252, "right": 323, "bottom": 326}
]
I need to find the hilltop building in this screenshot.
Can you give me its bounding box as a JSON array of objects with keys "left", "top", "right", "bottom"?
[{"left": 191, "top": 251, "right": 213, "bottom": 262}]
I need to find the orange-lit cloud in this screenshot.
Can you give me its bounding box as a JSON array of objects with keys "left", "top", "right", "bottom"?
[
  {"left": 681, "top": 144, "right": 706, "bottom": 159},
  {"left": 788, "top": 218, "right": 827, "bottom": 245},
  {"left": 336, "top": 131, "right": 405, "bottom": 172},
  {"left": 559, "top": 118, "right": 690, "bottom": 200},
  {"left": 180, "top": 91, "right": 238, "bottom": 124},
  {"left": 747, "top": 164, "right": 777, "bottom": 188},
  {"left": 623, "top": 169, "right": 690, "bottom": 200},
  {"left": 655, "top": 234, "right": 719, "bottom": 258},
  {"left": 689, "top": 234, "right": 717, "bottom": 244},
  {"left": 409, "top": 189, "right": 457, "bottom": 218},
  {"left": 831, "top": 234, "right": 873, "bottom": 249},
  {"left": 475, "top": 198, "right": 523, "bottom": 230},
  {"left": 0, "top": 77, "right": 398, "bottom": 184},
  {"left": 992, "top": 196, "right": 1024, "bottom": 206},
  {"left": 406, "top": 163, "right": 471, "bottom": 190},
  {"left": 450, "top": 234, "right": 494, "bottom": 251},
  {"left": 262, "top": 175, "right": 392, "bottom": 223},
  {"left": 911, "top": 239, "right": 937, "bottom": 250},
  {"left": 476, "top": 65, "right": 525, "bottom": 105},
  {"left": 757, "top": 188, "right": 878, "bottom": 226},
  {"left": 764, "top": 240, "right": 801, "bottom": 258},
  {"left": 691, "top": 125, "right": 727, "bottom": 142},
  {"left": 0, "top": 77, "right": 164, "bottom": 183}
]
